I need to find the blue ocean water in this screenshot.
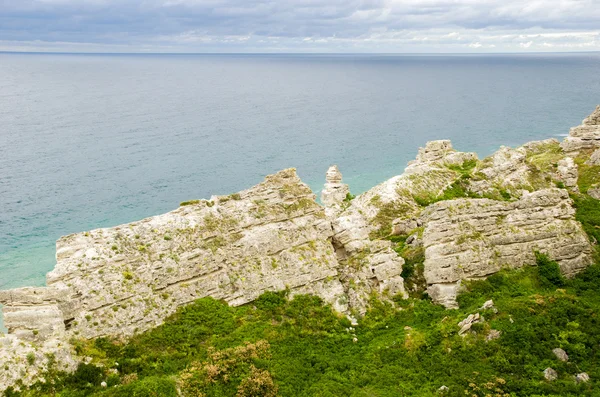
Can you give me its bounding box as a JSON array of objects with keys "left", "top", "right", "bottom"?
[{"left": 1, "top": 52, "right": 599, "bottom": 293}]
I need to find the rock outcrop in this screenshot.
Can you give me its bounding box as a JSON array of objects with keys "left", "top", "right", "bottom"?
[
  {"left": 321, "top": 165, "right": 350, "bottom": 216},
  {"left": 0, "top": 169, "right": 352, "bottom": 390},
  {"left": 561, "top": 105, "right": 600, "bottom": 153},
  {"left": 422, "top": 189, "right": 593, "bottom": 307},
  {"left": 556, "top": 157, "right": 579, "bottom": 192},
  {"left": 1, "top": 105, "right": 600, "bottom": 391},
  {"left": 3, "top": 169, "right": 348, "bottom": 342}
]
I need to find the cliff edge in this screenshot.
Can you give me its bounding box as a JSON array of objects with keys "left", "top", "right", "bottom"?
[{"left": 1, "top": 106, "right": 600, "bottom": 391}]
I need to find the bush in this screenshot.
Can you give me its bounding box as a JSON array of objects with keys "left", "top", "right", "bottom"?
[
  {"left": 68, "top": 363, "right": 105, "bottom": 388},
  {"left": 536, "top": 252, "right": 565, "bottom": 288},
  {"left": 106, "top": 376, "right": 177, "bottom": 397},
  {"left": 14, "top": 264, "right": 600, "bottom": 396},
  {"left": 572, "top": 194, "right": 600, "bottom": 253}
]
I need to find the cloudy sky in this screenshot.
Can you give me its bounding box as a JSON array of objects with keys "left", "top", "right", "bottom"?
[{"left": 1, "top": 0, "right": 599, "bottom": 53}]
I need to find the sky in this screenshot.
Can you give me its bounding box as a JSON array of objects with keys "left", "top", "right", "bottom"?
[{"left": 1, "top": 0, "right": 599, "bottom": 53}]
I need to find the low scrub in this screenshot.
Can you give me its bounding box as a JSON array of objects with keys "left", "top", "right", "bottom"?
[{"left": 9, "top": 258, "right": 600, "bottom": 396}]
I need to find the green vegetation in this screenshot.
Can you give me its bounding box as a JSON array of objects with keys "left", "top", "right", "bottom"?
[
  {"left": 10, "top": 249, "right": 600, "bottom": 396},
  {"left": 341, "top": 193, "right": 356, "bottom": 211},
  {"left": 369, "top": 196, "right": 413, "bottom": 239},
  {"left": 179, "top": 200, "right": 201, "bottom": 206},
  {"left": 412, "top": 174, "right": 485, "bottom": 207},
  {"left": 526, "top": 141, "right": 564, "bottom": 173},
  {"left": 577, "top": 163, "right": 600, "bottom": 194},
  {"left": 572, "top": 194, "right": 600, "bottom": 257},
  {"left": 446, "top": 158, "right": 478, "bottom": 177},
  {"left": 343, "top": 193, "right": 356, "bottom": 202},
  {"left": 412, "top": 160, "right": 511, "bottom": 207}
]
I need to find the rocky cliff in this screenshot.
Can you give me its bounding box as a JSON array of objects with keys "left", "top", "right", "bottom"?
[{"left": 1, "top": 106, "right": 600, "bottom": 391}]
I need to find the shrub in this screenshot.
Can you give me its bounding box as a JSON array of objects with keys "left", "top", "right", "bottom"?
[
  {"left": 67, "top": 363, "right": 104, "bottom": 388},
  {"left": 572, "top": 194, "right": 600, "bottom": 253},
  {"left": 106, "top": 376, "right": 177, "bottom": 397},
  {"left": 535, "top": 252, "right": 565, "bottom": 288},
  {"left": 180, "top": 200, "right": 200, "bottom": 206}
]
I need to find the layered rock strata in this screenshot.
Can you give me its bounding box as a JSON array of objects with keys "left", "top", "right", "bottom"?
[
  {"left": 422, "top": 189, "right": 593, "bottom": 307},
  {"left": 3, "top": 169, "right": 348, "bottom": 342},
  {"left": 1, "top": 105, "right": 600, "bottom": 391},
  {"left": 561, "top": 105, "right": 600, "bottom": 153},
  {"left": 0, "top": 169, "right": 351, "bottom": 389}
]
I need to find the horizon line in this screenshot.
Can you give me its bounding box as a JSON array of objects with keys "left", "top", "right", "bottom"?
[{"left": 2, "top": 50, "right": 600, "bottom": 56}]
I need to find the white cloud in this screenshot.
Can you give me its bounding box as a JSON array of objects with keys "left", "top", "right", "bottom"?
[{"left": 0, "top": 0, "right": 599, "bottom": 52}]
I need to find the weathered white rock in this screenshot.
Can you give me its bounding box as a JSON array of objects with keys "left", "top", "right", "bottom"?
[
  {"left": 586, "top": 148, "right": 600, "bottom": 166},
  {"left": 556, "top": 157, "right": 579, "bottom": 191},
  {"left": 479, "top": 300, "right": 495, "bottom": 311},
  {"left": 553, "top": 347, "right": 569, "bottom": 362},
  {"left": 0, "top": 333, "right": 77, "bottom": 392},
  {"left": 321, "top": 165, "right": 350, "bottom": 216},
  {"left": 2, "top": 169, "right": 351, "bottom": 343},
  {"left": 391, "top": 218, "right": 419, "bottom": 236},
  {"left": 2, "top": 109, "right": 600, "bottom": 391},
  {"left": 486, "top": 329, "right": 501, "bottom": 341},
  {"left": 544, "top": 368, "right": 558, "bottom": 381},
  {"left": 588, "top": 186, "right": 600, "bottom": 200},
  {"left": 469, "top": 139, "right": 562, "bottom": 197},
  {"left": 561, "top": 105, "right": 600, "bottom": 153},
  {"left": 422, "top": 189, "right": 594, "bottom": 307},
  {"left": 457, "top": 313, "right": 481, "bottom": 336},
  {"left": 575, "top": 372, "right": 590, "bottom": 383},
  {"left": 0, "top": 169, "right": 356, "bottom": 390},
  {"left": 405, "top": 141, "right": 477, "bottom": 174}
]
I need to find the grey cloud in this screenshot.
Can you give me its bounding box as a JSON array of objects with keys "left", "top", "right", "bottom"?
[{"left": 0, "top": 0, "right": 599, "bottom": 51}]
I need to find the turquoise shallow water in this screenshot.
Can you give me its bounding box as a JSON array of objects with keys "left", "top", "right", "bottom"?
[{"left": 1, "top": 52, "right": 599, "bottom": 293}]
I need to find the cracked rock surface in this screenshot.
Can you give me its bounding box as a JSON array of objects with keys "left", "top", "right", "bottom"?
[{"left": 2, "top": 105, "right": 600, "bottom": 391}]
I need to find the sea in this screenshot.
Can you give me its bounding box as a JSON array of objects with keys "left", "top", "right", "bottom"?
[{"left": 1, "top": 52, "right": 599, "bottom": 297}]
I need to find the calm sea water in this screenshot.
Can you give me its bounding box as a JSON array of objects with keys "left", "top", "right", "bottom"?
[{"left": 1, "top": 52, "right": 599, "bottom": 293}]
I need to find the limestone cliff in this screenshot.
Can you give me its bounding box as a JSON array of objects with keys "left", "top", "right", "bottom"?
[
  {"left": 422, "top": 189, "right": 592, "bottom": 308},
  {"left": 1, "top": 105, "right": 600, "bottom": 391}
]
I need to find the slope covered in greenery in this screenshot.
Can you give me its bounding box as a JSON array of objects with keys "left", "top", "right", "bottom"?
[{"left": 7, "top": 252, "right": 600, "bottom": 397}]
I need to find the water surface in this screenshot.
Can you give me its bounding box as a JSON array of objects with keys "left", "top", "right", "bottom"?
[{"left": 1, "top": 52, "right": 599, "bottom": 292}]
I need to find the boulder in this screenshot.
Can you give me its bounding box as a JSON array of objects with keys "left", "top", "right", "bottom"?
[
  {"left": 588, "top": 186, "right": 600, "bottom": 200},
  {"left": 392, "top": 218, "right": 418, "bottom": 236},
  {"left": 543, "top": 368, "right": 558, "bottom": 381},
  {"left": 552, "top": 348, "right": 569, "bottom": 362},
  {"left": 486, "top": 329, "right": 501, "bottom": 341},
  {"left": 575, "top": 372, "right": 590, "bottom": 383},
  {"left": 457, "top": 313, "right": 481, "bottom": 336}
]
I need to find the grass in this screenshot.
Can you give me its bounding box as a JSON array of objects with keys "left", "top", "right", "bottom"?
[
  {"left": 369, "top": 197, "right": 413, "bottom": 239},
  {"left": 412, "top": 174, "right": 483, "bottom": 207},
  {"left": 526, "top": 141, "right": 564, "bottom": 173},
  {"left": 11, "top": 250, "right": 600, "bottom": 397},
  {"left": 577, "top": 164, "right": 600, "bottom": 194}
]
